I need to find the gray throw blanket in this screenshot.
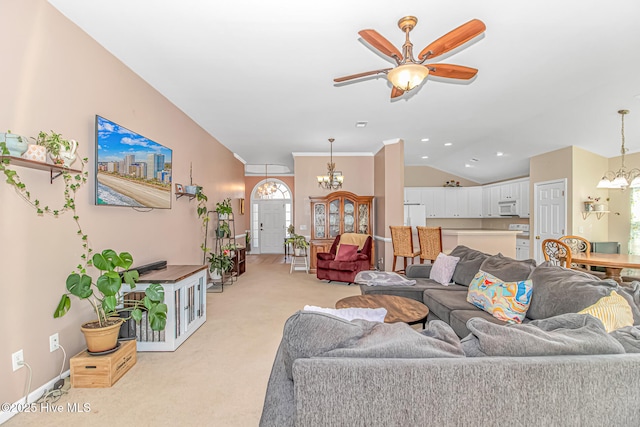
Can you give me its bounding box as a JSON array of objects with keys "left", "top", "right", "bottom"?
[
  {"left": 354, "top": 271, "right": 416, "bottom": 286},
  {"left": 461, "top": 313, "right": 626, "bottom": 357}
]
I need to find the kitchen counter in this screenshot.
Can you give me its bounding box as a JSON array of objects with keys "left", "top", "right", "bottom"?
[{"left": 442, "top": 229, "right": 521, "bottom": 258}]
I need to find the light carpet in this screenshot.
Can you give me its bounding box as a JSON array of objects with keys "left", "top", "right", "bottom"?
[{"left": 6, "top": 259, "right": 360, "bottom": 426}]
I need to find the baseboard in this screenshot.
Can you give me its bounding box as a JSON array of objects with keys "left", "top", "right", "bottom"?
[{"left": 0, "top": 370, "right": 70, "bottom": 425}]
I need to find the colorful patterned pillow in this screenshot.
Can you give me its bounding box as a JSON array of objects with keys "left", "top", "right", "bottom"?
[
  {"left": 429, "top": 253, "right": 461, "bottom": 285},
  {"left": 578, "top": 291, "right": 634, "bottom": 332},
  {"left": 467, "top": 270, "right": 533, "bottom": 323}
]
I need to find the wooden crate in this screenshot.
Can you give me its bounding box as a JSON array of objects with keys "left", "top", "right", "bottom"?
[{"left": 70, "top": 339, "right": 137, "bottom": 388}]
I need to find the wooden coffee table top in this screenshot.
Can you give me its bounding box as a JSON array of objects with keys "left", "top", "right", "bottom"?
[{"left": 335, "top": 294, "right": 429, "bottom": 325}]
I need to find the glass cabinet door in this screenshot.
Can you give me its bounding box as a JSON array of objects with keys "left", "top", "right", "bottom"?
[
  {"left": 344, "top": 199, "right": 355, "bottom": 233},
  {"left": 329, "top": 199, "right": 340, "bottom": 238},
  {"left": 358, "top": 203, "right": 370, "bottom": 234},
  {"left": 314, "top": 203, "right": 326, "bottom": 239}
]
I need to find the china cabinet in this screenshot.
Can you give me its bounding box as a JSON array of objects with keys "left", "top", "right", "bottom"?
[{"left": 309, "top": 191, "right": 374, "bottom": 272}]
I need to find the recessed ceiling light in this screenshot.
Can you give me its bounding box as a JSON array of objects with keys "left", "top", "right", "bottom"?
[
  {"left": 496, "top": 151, "right": 504, "bottom": 157},
  {"left": 464, "top": 163, "right": 471, "bottom": 168},
  {"left": 421, "top": 138, "right": 429, "bottom": 142},
  {"left": 421, "top": 155, "right": 429, "bottom": 159},
  {"left": 355, "top": 121, "right": 368, "bottom": 128},
  {"left": 444, "top": 142, "right": 453, "bottom": 146}
]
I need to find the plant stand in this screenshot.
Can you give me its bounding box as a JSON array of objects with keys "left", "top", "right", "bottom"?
[{"left": 290, "top": 247, "right": 309, "bottom": 274}]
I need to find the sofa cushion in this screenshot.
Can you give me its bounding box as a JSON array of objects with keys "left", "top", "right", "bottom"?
[
  {"left": 405, "top": 263, "right": 433, "bottom": 278},
  {"left": 479, "top": 253, "right": 536, "bottom": 282},
  {"left": 281, "top": 311, "right": 464, "bottom": 379},
  {"left": 423, "top": 289, "right": 477, "bottom": 324},
  {"left": 461, "top": 313, "right": 625, "bottom": 357},
  {"left": 360, "top": 280, "right": 467, "bottom": 303},
  {"left": 578, "top": 291, "right": 634, "bottom": 332},
  {"left": 449, "top": 309, "right": 507, "bottom": 338},
  {"left": 449, "top": 245, "right": 491, "bottom": 286},
  {"left": 527, "top": 263, "right": 640, "bottom": 323},
  {"left": 429, "top": 253, "right": 460, "bottom": 285},
  {"left": 466, "top": 270, "right": 533, "bottom": 323}
]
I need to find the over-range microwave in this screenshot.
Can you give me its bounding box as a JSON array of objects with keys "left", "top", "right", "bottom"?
[{"left": 498, "top": 200, "right": 518, "bottom": 216}]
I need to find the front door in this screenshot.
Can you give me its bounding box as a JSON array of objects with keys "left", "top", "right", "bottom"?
[
  {"left": 260, "top": 201, "right": 286, "bottom": 253},
  {"left": 533, "top": 179, "right": 567, "bottom": 263}
]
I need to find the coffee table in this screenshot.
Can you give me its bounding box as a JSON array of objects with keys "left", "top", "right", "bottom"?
[{"left": 335, "top": 294, "right": 429, "bottom": 327}]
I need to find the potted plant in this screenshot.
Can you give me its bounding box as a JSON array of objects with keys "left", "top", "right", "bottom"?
[
  {"left": 54, "top": 249, "right": 167, "bottom": 353},
  {"left": 215, "top": 197, "right": 233, "bottom": 219},
  {"left": 286, "top": 233, "right": 309, "bottom": 256},
  {"left": 221, "top": 242, "right": 238, "bottom": 257},
  {"left": 245, "top": 231, "right": 251, "bottom": 253},
  {"left": 35, "top": 130, "right": 78, "bottom": 167},
  {"left": 208, "top": 252, "right": 234, "bottom": 279},
  {"left": 0, "top": 130, "right": 28, "bottom": 157},
  {"left": 217, "top": 221, "right": 231, "bottom": 238}
]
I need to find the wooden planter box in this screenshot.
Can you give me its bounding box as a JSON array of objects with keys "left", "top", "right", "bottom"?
[{"left": 70, "top": 339, "right": 136, "bottom": 388}]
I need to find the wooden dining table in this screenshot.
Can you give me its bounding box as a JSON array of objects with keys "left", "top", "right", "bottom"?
[{"left": 572, "top": 252, "right": 640, "bottom": 283}]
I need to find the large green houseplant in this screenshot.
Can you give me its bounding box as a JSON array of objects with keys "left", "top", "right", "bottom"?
[
  {"left": 208, "top": 252, "right": 234, "bottom": 279},
  {"left": 54, "top": 249, "right": 168, "bottom": 352},
  {"left": 285, "top": 232, "right": 309, "bottom": 256}
]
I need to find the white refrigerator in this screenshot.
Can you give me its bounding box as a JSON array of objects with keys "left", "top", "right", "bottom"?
[{"left": 403, "top": 204, "right": 426, "bottom": 227}]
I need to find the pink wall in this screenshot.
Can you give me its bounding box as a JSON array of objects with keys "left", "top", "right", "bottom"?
[
  {"left": 293, "top": 155, "right": 374, "bottom": 236},
  {"left": 1, "top": 0, "right": 245, "bottom": 406}
]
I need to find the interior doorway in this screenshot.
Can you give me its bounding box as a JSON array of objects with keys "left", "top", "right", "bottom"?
[
  {"left": 250, "top": 179, "right": 292, "bottom": 254},
  {"left": 533, "top": 179, "right": 567, "bottom": 263}
]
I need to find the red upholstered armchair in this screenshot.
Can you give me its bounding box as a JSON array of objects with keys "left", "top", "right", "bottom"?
[{"left": 316, "top": 234, "right": 373, "bottom": 284}]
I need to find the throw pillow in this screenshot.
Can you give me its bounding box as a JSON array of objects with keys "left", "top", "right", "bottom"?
[
  {"left": 429, "top": 252, "right": 460, "bottom": 285},
  {"left": 466, "top": 270, "right": 533, "bottom": 323},
  {"left": 335, "top": 243, "right": 358, "bottom": 261},
  {"left": 578, "top": 291, "right": 634, "bottom": 332}
]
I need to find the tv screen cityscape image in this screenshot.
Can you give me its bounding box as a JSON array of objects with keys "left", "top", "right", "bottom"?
[{"left": 95, "top": 116, "right": 172, "bottom": 209}]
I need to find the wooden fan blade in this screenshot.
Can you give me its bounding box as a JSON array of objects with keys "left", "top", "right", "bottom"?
[
  {"left": 428, "top": 64, "right": 478, "bottom": 80},
  {"left": 358, "top": 29, "right": 403, "bottom": 61},
  {"left": 418, "top": 19, "right": 486, "bottom": 61},
  {"left": 391, "top": 86, "right": 404, "bottom": 99},
  {"left": 334, "top": 68, "right": 392, "bottom": 83}
]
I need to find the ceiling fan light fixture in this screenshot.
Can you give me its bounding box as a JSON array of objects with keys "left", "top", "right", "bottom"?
[{"left": 387, "top": 64, "right": 429, "bottom": 91}]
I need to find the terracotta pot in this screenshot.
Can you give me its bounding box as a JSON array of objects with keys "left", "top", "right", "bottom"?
[{"left": 80, "top": 318, "right": 123, "bottom": 353}]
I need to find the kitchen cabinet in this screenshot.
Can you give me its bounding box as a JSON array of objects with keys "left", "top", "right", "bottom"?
[
  {"left": 467, "top": 187, "right": 483, "bottom": 218},
  {"left": 500, "top": 182, "right": 520, "bottom": 200},
  {"left": 482, "top": 185, "right": 501, "bottom": 218},
  {"left": 444, "top": 188, "right": 468, "bottom": 218},
  {"left": 422, "top": 187, "right": 446, "bottom": 218},
  {"left": 404, "top": 187, "right": 422, "bottom": 204},
  {"left": 516, "top": 238, "right": 531, "bottom": 260}
]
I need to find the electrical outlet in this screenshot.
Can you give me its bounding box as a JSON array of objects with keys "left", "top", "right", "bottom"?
[
  {"left": 49, "top": 333, "right": 59, "bottom": 352},
  {"left": 12, "top": 350, "right": 24, "bottom": 371}
]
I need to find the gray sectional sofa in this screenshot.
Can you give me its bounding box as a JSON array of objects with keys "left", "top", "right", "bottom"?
[{"left": 260, "top": 245, "right": 640, "bottom": 426}]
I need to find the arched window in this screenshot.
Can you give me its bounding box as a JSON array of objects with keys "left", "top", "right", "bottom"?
[{"left": 253, "top": 180, "right": 291, "bottom": 200}]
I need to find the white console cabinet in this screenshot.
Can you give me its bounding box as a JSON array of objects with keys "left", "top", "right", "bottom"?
[{"left": 122, "top": 265, "right": 207, "bottom": 351}]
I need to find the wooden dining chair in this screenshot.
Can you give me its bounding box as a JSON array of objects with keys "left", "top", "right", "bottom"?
[
  {"left": 389, "top": 226, "right": 421, "bottom": 273},
  {"left": 416, "top": 226, "right": 442, "bottom": 264},
  {"left": 542, "top": 239, "right": 572, "bottom": 268},
  {"left": 559, "top": 235, "right": 598, "bottom": 274}
]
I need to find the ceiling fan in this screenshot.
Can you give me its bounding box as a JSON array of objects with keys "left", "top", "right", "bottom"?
[{"left": 334, "top": 16, "right": 486, "bottom": 98}]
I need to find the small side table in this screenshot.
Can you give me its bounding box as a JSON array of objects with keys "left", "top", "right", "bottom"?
[{"left": 290, "top": 248, "right": 309, "bottom": 274}]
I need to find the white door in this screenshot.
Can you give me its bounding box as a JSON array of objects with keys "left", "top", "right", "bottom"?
[
  {"left": 533, "top": 179, "right": 567, "bottom": 263},
  {"left": 259, "top": 201, "right": 286, "bottom": 253}
]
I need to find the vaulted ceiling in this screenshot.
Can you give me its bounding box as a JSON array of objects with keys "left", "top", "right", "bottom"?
[{"left": 48, "top": 0, "right": 640, "bottom": 183}]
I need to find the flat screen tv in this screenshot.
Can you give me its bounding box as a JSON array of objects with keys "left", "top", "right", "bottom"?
[{"left": 95, "top": 115, "right": 172, "bottom": 209}]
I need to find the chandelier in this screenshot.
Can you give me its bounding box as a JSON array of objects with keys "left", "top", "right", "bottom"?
[
  {"left": 597, "top": 110, "right": 640, "bottom": 189},
  {"left": 257, "top": 164, "right": 277, "bottom": 197},
  {"left": 317, "top": 138, "right": 344, "bottom": 190}
]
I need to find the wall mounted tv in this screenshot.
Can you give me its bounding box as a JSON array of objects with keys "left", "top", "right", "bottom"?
[{"left": 95, "top": 115, "right": 172, "bottom": 209}]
